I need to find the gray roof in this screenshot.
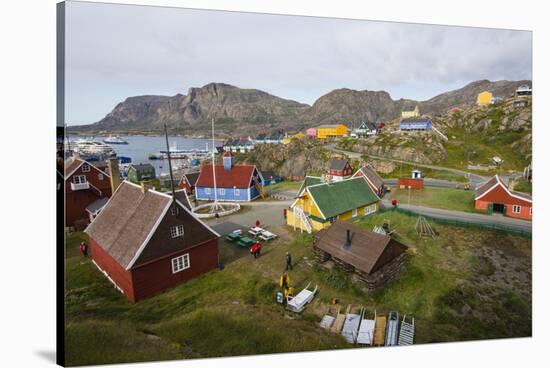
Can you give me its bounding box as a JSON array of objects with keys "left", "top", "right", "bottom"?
[
  {"left": 329, "top": 159, "right": 350, "bottom": 171},
  {"left": 358, "top": 122, "right": 377, "bottom": 131},
  {"left": 357, "top": 166, "right": 384, "bottom": 190},
  {"left": 86, "top": 197, "right": 110, "bottom": 215},
  {"left": 130, "top": 163, "right": 155, "bottom": 171}
]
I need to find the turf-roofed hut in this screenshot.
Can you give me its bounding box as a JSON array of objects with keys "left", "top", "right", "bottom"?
[
  {"left": 85, "top": 181, "right": 220, "bottom": 302},
  {"left": 313, "top": 220, "right": 408, "bottom": 291},
  {"left": 287, "top": 177, "right": 380, "bottom": 232}
]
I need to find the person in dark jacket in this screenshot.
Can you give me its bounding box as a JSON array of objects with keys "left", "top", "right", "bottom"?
[
  {"left": 285, "top": 251, "right": 292, "bottom": 270},
  {"left": 79, "top": 242, "right": 88, "bottom": 257}
]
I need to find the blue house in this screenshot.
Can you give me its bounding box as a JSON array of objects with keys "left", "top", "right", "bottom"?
[
  {"left": 195, "top": 151, "right": 264, "bottom": 202},
  {"left": 400, "top": 117, "right": 433, "bottom": 131},
  {"left": 259, "top": 170, "right": 282, "bottom": 186}
]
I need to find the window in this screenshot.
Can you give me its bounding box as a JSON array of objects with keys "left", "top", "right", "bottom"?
[
  {"left": 205, "top": 188, "right": 212, "bottom": 194},
  {"left": 170, "top": 224, "right": 184, "bottom": 238},
  {"left": 234, "top": 188, "right": 240, "bottom": 196},
  {"left": 171, "top": 206, "right": 179, "bottom": 216},
  {"left": 73, "top": 175, "right": 86, "bottom": 184},
  {"left": 364, "top": 204, "right": 377, "bottom": 215},
  {"left": 219, "top": 188, "right": 225, "bottom": 195},
  {"left": 82, "top": 164, "right": 90, "bottom": 172},
  {"left": 171, "top": 253, "right": 190, "bottom": 273},
  {"left": 98, "top": 173, "right": 104, "bottom": 181},
  {"left": 352, "top": 208, "right": 358, "bottom": 218},
  {"left": 512, "top": 205, "right": 521, "bottom": 214},
  {"left": 530, "top": 207, "right": 532, "bottom": 215}
]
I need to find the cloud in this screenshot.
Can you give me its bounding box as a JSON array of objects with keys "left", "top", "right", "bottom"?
[{"left": 65, "top": 2, "right": 532, "bottom": 125}]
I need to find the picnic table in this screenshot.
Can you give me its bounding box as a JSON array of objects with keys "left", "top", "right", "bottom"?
[
  {"left": 238, "top": 237, "right": 255, "bottom": 248},
  {"left": 248, "top": 226, "right": 264, "bottom": 236},
  {"left": 259, "top": 230, "right": 277, "bottom": 241},
  {"left": 225, "top": 232, "right": 241, "bottom": 242}
]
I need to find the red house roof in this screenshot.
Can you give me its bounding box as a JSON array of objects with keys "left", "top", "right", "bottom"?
[
  {"left": 475, "top": 175, "right": 532, "bottom": 203},
  {"left": 196, "top": 164, "right": 256, "bottom": 189}
]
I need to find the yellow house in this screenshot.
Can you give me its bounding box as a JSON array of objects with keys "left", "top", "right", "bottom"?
[
  {"left": 316, "top": 124, "right": 349, "bottom": 139},
  {"left": 292, "top": 133, "right": 305, "bottom": 139},
  {"left": 477, "top": 91, "right": 493, "bottom": 106},
  {"left": 287, "top": 176, "right": 380, "bottom": 233},
  {"left": 401, "top": 105, "right": 420, "bottom": 118}
]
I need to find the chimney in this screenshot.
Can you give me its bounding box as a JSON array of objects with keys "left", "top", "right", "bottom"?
[
  {"left": 344, "top": 229, "right": 352, "bottom": 248},
  {"left": 107, "top": 158, "right": 121, "bottom": 194},
  {"left": 140, "top": 181, "right": 153, "bottom": 193}
]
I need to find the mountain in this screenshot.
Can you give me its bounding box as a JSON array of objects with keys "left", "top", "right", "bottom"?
[
  {"left": 69, "top": 80, "right": 530, "bottom": 134},
  {"left": 71, "top": 83, "right": 309, "bottom": 135}
]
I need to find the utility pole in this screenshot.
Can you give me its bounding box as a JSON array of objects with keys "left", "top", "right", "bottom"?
[{"left": 164, "top": 123, "right": 177, "bottom": 213}]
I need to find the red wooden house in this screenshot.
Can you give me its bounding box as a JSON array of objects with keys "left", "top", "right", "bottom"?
[
  {"left": 178, "top": 171, "right": 200, "bottom": 194},
  {"left": 65, "top": 158, "right": 112, "bottom": 228},
  {"left": 85, "top": 181, "right": 220, "bottom": 302},
  {"left": 352, "top": 165, "right": 386, "bottom": 198},
  {"left": 328, "top": 159, "right": 353, "bottom": 181},
  {"left": 475, "top": 175, "right": 532, "bottom": 220}
]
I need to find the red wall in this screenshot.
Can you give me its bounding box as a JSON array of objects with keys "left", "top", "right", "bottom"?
[
  {"left": 130, "top": 239, "right": 219, "bottom": 302},
  {"left": 89, "top": 238, "right": 136, "bottom": 301},
  {"left": 397, "top": 178, "right": 424, "bottom": 189},
  {"left": 475, "top": 184, "right": 532, "bottom": 220},
  {"left": 66, "top": 164, "right": 112, "bottom": 227}
]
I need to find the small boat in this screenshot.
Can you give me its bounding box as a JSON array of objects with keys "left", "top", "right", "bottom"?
[
  {"left": 103, "top": 135, "right": 128, "bottom": 145},
  {"left": 356, "top": 309, "right": 376, "bottom": 345},
  {"left": 341, "top": 306, "right": 362, "bottom": 343},
  {"left": 385, "top": 311, "right": 400, "bottom": 346}
]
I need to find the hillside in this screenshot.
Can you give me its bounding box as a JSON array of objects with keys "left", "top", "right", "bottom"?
[
  {"left": 70, "top": 83, "right": 309, "bottom": 136},
  {"left": 68, "top": 80, "right": 530, "bottom": 135},
  {"left": 338, "top": 98, "right": 532, "bottom": 172}
]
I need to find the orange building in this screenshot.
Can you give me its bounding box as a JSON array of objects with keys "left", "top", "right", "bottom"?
[{"left": 475, "top": 175, "right": 532, "bottom": 220}]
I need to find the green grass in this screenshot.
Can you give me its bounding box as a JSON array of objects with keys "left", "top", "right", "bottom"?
[
  {"left": 378, "top": 161, "right": 469, "bottom": 183},
  {"left": 65, "top": 211, "right": 531, "bottom": 365},
  {"left": 265, "top": 180, "right": 303, "bottom": 192},
  {"left": 389, "top": 187, "right": 476, "bottom": 213},
  {"left": 513, "top": 179, "right": 532, "bottom": 194}
]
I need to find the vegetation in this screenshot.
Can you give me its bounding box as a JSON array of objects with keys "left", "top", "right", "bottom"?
[
  {"left": 265, "top": 180, "right": 303, "bottom": 192},
  {"left": 65, "top": 211, "right": 531, "bottom": 365},
  {"left": 513, "top": 179, "right": 532, "bottom": 194},
  {"left": 389, "top": 187, "right": 476, "bottom": 213}
]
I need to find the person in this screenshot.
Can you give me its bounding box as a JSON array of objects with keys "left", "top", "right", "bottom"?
[
  {"left": 285, "top": 251, "right": 292, "bottom": 270},
  {"left": 280, "top": 273, "right": 290, "bottom": 289},
  {"left": 79, "top": 242, "right": 88, "bottom": 257},
  {"left": 255, "top": 219, "right": 260, "bottom": 228},
  {"left": 250, "top": 242, "right": 262, "bottom": 259}
]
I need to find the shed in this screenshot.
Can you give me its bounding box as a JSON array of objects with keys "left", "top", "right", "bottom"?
[
  {"left": 178, "top": 171, "right": 200, "bottom": 194},
  {"left": 352, "top": 165, "right": 385, "bottom": 197},
  {"left": 259, "top": 170, "right": 282, "bottom": 186},
  {"left": 127, "top": 163, "right": 156, "bottom": 183},
  {"left": 85, "top": 181, "right": 219, "bottom": 302},
  {"left": 313, "top": 221, "right": 408, "bottom": 291}
]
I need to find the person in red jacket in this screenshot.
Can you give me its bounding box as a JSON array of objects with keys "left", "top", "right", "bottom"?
[{"left": 250, "top": 242, "right": 262, "bottom": 259}]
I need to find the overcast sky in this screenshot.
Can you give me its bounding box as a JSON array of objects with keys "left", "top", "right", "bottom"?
[{"left": 65, "top": 1, "right": 532, "bottom": 125}]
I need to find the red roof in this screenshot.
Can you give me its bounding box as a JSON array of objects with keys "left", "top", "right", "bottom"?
[
  {"left": 196, "top": 164, "right": 256, "bottom": 189},
  {"left": 223, "top": 151, "right": 234, "bottom": 157}
]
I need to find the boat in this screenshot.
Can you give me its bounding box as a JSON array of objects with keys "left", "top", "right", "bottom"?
[
  {"left": 341, "top": 306, "right": 362, "bottom": 343},
  {"left": 65, "top": 138, "right": 117, "bottom": 161},
  {"left": 356, "top": 309, "right": 376, "bottom": 345},
  {"left": 385, "top": 311, "right": 400, "bottom": 346},
  {"left": 103, "top": 135, "right": 128, "bottom": 145},
  {"left": 373, "top": 313, "right": 387, "bottom": 346}
]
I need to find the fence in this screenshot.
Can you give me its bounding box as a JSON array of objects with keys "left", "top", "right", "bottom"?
[{"left": 380, "top": 207, "right": 532, "bottom": 238}]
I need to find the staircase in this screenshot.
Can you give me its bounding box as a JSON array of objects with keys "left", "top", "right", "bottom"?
[
  {"left": 254, "top": 176, "right": 265, "bottom": 198},
  {"left": 293, "top": 206, "right": 312, "bottom": 234}
]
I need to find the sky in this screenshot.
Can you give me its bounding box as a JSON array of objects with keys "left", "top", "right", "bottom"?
[{"left": 65, "top": 1, "right": 532, "bottom": 125}]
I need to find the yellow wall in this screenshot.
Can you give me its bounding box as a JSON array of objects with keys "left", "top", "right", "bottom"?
[
  {"left": 401, "top": 106, "right": 419, "bottom": 118},
  {"left": 317, "top": 124, "right": 349, "bottom": 139},
  {"left": 477, "top": 91, "right": 493, "bottom": 105}
]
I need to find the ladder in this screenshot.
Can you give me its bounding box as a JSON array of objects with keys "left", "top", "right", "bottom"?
[{"left": 293, "top": 206, "right": 312, "bottom": 233}]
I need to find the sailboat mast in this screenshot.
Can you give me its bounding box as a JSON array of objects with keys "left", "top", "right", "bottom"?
[
  {"left": 211, "top": 117, "right": 218, "bottom": 204},
  {"left": 164, "top": 123, "right": 177, "bottom": 210}
]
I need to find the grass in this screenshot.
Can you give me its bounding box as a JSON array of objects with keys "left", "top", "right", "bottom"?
[
  {"left": 65, "top": 211, "right": 531, "bottom": 365},
  {"left": 389, "top": 187, "right": 476, "bottom": 213},
  {"left": 265, "top": 180, "right": 303, "bottom": 192},
  {"left": 513, "top": 179, "right": 532, "bottom": 194},
  {"left": 377, "top": 161, "right": 469, "bottom": 183}
]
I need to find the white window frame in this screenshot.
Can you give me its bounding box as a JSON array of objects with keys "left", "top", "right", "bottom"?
[
  {"left": 73, "top": 175, "right": 87, "bottom": 184},
  {"left": 81, "top": 164, "right": 90, "bottom": 172},
  {"left": 170, "top": 224, "right": 184, "bottom": 238},
  {"left": 219, "top": 188, "right": 225, "bottom": 195},
  {"left": 171, "top": 206, "right": 179, "bottom": 216},
  {"left": 512, "top": 205, "right": 521, "bottom": 214},
  {"left": 204, "top": 188, "right": 212, "bottom": 195},
  {"left": 171, "top": 253, "right": 190, "bottom": 273},
  {"left": 98, "top": 173, "right": 104, "bottom": 181},
  {"left": 352, "top": 208, "right": 358, "bottom": 218},
  {"left": 234, "top": 188, "right": 240, "bottom": 196},
  {"left": 364, "top": 204, "right": 377, "bottom": 215}
]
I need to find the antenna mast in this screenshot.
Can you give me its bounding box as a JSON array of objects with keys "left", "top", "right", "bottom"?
[
  {"left": 164, "top": 123, "right": 177, "bottom": 211},
  {"left": 211, "top": 117, "right": 220, "bottom": 209}
]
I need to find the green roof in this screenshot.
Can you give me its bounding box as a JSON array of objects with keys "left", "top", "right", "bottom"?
[
  {"left": 297, "top": 176, "right": 322, "bottom": 196},
  {"left": 307, "top": 178, "right": 379, "bottom": 219}
]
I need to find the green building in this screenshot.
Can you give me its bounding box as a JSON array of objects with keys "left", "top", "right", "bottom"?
[{"left": 127, "top": 163, "right": 156, "bottom": 184}]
